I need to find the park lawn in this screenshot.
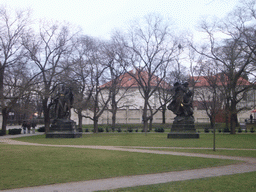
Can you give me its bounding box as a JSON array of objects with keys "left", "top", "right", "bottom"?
[
  {"left": 0, "top": 144, "right": 237, "bottom": 190},
  {"left": 138, "top": 148, "right": 256, "bottom": 158},
  {"left": 14, "top": 133, "right": 256, "bottom": 149},
  {"left": 99, "top": 171, "right": 256, "bottom": 192}
]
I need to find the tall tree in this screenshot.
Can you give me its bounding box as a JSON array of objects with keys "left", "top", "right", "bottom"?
[
  {"left": 101, "top": 37, "right": 133, "bottom": 130},
  {"left": 65, "top": 35, "right": 95, "bottom": 130},
  {"left": 75, "top": 38, "right": 110, "bottom": 133},
  {"left": 0, "top": 6, "right": 31, "bottom": 135},
  {"left": 191, "top": 1, "right": 256, "bottom": 134},
  {"left": 22, "top": 20, "right": 76, "bottom": 132},
  {"left": 118, "top": 14, "right": 180, "bottom": 132}
]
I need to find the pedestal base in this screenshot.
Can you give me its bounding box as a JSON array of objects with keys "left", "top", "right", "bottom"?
[
  {"left": 167, "top": 132, "right": 199, "bottom": 139},
  {"left": 46, "top": 119, "right": 82, "bottom": 138},
  {"left": 167, "top": 116, "right": 199, "bottom": 139},
  {"left": 46, "top": 132, "right": 82, "bottom": 138}
]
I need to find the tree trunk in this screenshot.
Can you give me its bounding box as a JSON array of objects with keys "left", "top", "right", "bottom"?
[
  {"left": 230, "top": 99, "right": 237, "bottom": 134},
  {"left": 112, "top": 113, "right": 116, "bottom": 131},
  {"left": 143, "top": 119, "right": 148, "bottom": 134},
  {"left": 162, "top": 106, "right": 166, "bottom": 124},
  {"left": 142, "top": 109, "right": 149, "bottom": 135},
  {"left": 230, "top": 113, "right": 237, "bottom": 134},
  {"left": 142, "top": 97, "right": 149, "bottom": 134},
  {"left": 43, "top": 99, "right": 50, "bottom": 133},
  {"left": 78, "top": 109, "right": 83, "bottom": 130},
  {"left": 225, "top": 102, "right": 230, "bottom": 131},
  {"left": 149, "top": 117, "right": 153, "bottom": 131},
  {"left": 0, "top": 65, "right": 5, "bottom": 135},
  {"left": 111, "top": 98, "right": 117, "bottom": 130},
  {"left": 1, "top": 108, "right": 8, "bottom": 135},
  {"left": 210, "top": 116, "right": 215, "bottom": 129},
  {"left": 93, "top": 118, "right": 98, "bottom": 133}
]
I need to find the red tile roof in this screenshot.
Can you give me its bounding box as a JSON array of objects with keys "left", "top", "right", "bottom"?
[
  {"left": 190, "top": 74, "right": 251, "bottom": 87},
  {"left": 101, "top": 69, "right": 170, "bottom": 89}
]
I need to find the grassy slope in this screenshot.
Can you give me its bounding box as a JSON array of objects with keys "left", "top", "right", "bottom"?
[
  {"left": 1, "top": 133, "right": 255, "bottom": 190},
  {"left": 100, "top": 172, "right": 256, "bottom": 192},
  {"left": 0, "top": 144, "right": 235, "bottom": 190},
  {"left": 14, "top": 133, "right": 256, "bottom": 149}
]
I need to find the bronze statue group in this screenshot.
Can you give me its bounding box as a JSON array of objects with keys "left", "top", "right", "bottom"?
[
  {"left": 52, "top": 85, "right": 74, "bottom": 120},
  {"left": 168, "top": 82, "right": 193, "bottom": 121}
]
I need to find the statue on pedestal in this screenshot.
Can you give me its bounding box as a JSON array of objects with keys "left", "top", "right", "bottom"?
[
  {"left": 168, "top": 82, "right": 193, "bottom": 121},
  {"left": 167, "top": 82, "right": 199, "bottom": 139},
  {"left": 53, "top": 85, "right": 74, "bottom": 120},
  {"left": 46, "top": 84, "right": 81, "bottom": 138}
]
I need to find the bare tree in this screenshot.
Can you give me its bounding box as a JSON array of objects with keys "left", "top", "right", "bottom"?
[
  {"left": 22, "top": 20, "right": 77, "bottom": 132},
  {"left": 191, "top": 1, "right": 256, "bottom": 134},
  {"left": 63, "top": 35, "right": 95, "bottom": 130},
  {"left": 191, "top": 61, "right": 225, "bottom": 150},
  {"left": 0, "top": 6, "right": 31, "bottom": 135},
  {"left": 101, "top": 37, "right": 134, "bottom": 130},
  {"left": 118, "top": 14, "right": 180, "bottom": 132},
  {"left": 73, "top": 38, "right": 111, "bottom": 133}
]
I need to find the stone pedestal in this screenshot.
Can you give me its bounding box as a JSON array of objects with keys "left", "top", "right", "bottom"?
[
  {"left": 46, "top": 119, "right": 82, "bottom": 138},
  {"left": 167, "top": 116, "right": 199, "bottom": 139}
]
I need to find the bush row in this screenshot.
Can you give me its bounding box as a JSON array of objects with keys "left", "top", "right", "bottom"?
[
  {"left": 38, "top": 127, "right": 45, "bottom": 132},
  {"left": 204, "top": 127, "right": 255, "bottom": 133},
  {"left": 84, "top": 127, "right": 166, "bottom": 133},
  {"left": 8, "top": 128, "right": 22, "bottom": 135}
]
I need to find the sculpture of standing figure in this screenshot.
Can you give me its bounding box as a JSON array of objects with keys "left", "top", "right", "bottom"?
[
  {"left": 167, "top": 82, "right": 193, "bottom": 119},
  {"left": 53, "top": 85, "right": 74, "bottom": 119},
  {"left": 167, "top": 82, "right": 199, "bottom": 139}
]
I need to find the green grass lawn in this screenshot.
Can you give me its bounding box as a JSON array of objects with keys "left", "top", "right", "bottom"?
[
  {"left": 99, "top": 172, "right": 256, "bottom": 192},
  {"left": 140, "top": 148, "right": 256, "bottom": 158},
  {"left": 0, "top": 144, "right": 236, "bottom": 190},
  {"left": 14, "top": 133, "right": 256, "bottom": 149},
  {"left": 1, "top": 133, "right": 255, "bottom": 190}
]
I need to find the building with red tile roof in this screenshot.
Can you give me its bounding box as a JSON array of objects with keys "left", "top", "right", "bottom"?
[
  {"left": 190, "top": 73, "right": 251, "bottom": 88},
  {"left": 101, "top": 69, "right": 170, "bottom": 89},
  {"left": 189, "top": 73, "right": 254, "bottom": 123},
  {"left": 71, "top": 72, "right": 254, "bottom": 125}
]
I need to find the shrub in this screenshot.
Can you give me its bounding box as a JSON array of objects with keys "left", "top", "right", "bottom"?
[
  {"left": 250, "top": 127, "right": 255, "bottom": 133},
  {"left": 117, "top": 128, "right": 122, "bottom": 132},
  {"left": 154, "top": 127, "right": 165, "bottom": 132},
  {"left": 218, "top": 129, "right": 221, "bottom": 133},
  {"left": 8, "top": 128, "right": 22, "bottom": 135},
  {"left": 38, "top": 127, "right": 45, "bottom": 132},
  {"left": 238, "top": 128, "right": 242, "bottom": 133},
  {"left": 204, "top": 128, "right": 209, "bottom": 133},
  {"left": 106, "top": 127, "right": 109, "bottom": 132},
  {"left": 85, "top": 128, "right": 89, "bottom": 132},
  {"left": 223, "top": 127, "right": 230, "bottom": 133},
  {"left": 98, "top": 128, "right": 104, "bottom": 132},
  {"left": 127, "top": 127, "right": 133, "bottom": 132}
]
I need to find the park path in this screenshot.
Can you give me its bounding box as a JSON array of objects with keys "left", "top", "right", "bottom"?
[{"left": 0, "top": 133, "right": 256, "bottom": 192}]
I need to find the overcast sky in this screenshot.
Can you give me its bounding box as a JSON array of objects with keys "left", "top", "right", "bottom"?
[{"left": 1, "top": 0, "right": 240, "bottom": 40}]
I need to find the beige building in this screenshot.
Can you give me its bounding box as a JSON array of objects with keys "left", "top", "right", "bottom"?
[{"left": 71, "top": 72, "right": 254, "bottom": 125}]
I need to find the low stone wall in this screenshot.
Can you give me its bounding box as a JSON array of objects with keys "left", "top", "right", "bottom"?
[{"left": 70, "top": 108, "right": 252, "bottom": 125}]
